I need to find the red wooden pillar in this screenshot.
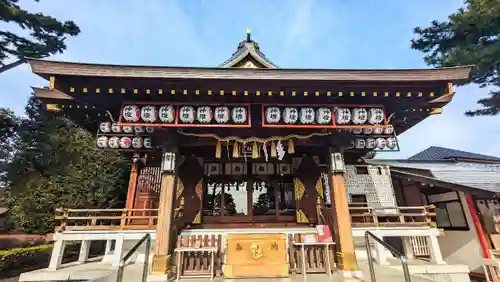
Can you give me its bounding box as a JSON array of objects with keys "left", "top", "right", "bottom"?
[
  {"left": 465, "top": 193, "right": 491, "bottom": 259},
  {"left": 125, "top": 155, "right": 140, "bottom": 210}
]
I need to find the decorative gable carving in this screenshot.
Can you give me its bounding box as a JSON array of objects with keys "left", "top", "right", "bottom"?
[{"left": 240, "top": 60, "right": 258, "bottom": 68}]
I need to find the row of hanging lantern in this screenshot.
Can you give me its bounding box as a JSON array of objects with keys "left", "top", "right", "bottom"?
[
  {"left": 351, "top": 125, "right": 394, "bottom": 135},
  {"left": 96, "top": 136, "right": 153, "bottom": 149},
  {"left": 97, "top": 122, "right": 154, "bottom": 150},
  {"left": 121, "top": 104, "right": 249, "bottom": 125},
  {"left": 353, "top": 137, "right": 398, "bottom": 150},
  {"left": 263, "top": 106, "right": 385, "bottom": 126},
  {"left": 99, "top": 122, "right": 155, "bottom": 134}
]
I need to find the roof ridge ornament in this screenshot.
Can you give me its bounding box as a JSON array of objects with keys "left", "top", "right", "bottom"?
[
  {"left": 218, "top": 29, "right": 278, "bottom": 68},
  {"left": 246, "top": 28, "right": 252, "bottom": 42}
]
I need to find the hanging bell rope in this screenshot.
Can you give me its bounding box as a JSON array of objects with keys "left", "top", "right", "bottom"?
[
  {"left": 176, "top": 130, "right": 331, "bottom": 159},
  {"left": 288, "top": 139, "right": 295, "bottom": 154},
  {"left": 232, "top": 141, "right": 240, "bottom": 158},
  {"left": 177, "top": 130, "right": 330, "bottom": 143},
  {"left": 252, "top": 142, "right": 259, "bottom": 159},
  {"left": 215, "top": 140, "right": 222, "bottom": 159},
  {"left": 271, "top": 141, "right": 277, "bottom": 158}
]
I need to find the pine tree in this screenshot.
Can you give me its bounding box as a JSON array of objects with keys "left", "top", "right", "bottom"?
[
  {"left": 412, "top": 0, "right": 500, "bottom": 116},
  {"left": 0, "top": 96, "right": 129, "bottom": 234},
  {"left": 0, "top": 108, "right": 18, "bottom": 186},
  {"left": 0, "top": 0, "right": 80, "bottom": 73}
]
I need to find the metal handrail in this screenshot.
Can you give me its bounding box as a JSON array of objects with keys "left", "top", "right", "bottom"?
[
  {"left": 364, "top": 231, "right": 411, "bottom": 282},
  {"left": 116, "top": 233, "right": 151, "bottom": 282}
]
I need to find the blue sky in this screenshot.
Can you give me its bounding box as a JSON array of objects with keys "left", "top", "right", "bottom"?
[{"left": 1, "top": 0, "right": 499, "bottom": 158}]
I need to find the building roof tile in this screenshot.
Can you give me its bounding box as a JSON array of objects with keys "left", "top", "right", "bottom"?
[{"left": 408, "top": 146, "right": 500, "bottom": 162}]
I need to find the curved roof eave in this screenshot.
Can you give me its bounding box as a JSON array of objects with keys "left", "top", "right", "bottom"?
[{"left": 27, "top": 58, "right": 473, "bottom": 83}]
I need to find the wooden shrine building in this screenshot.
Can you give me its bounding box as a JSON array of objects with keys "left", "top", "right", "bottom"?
[{"left": 28, "top": 30, "right": 472, "bottom": 279}]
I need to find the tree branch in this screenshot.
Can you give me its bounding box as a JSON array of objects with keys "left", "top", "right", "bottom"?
[{"left": 0, "top": 58, "right": 27, "bottom": 74}]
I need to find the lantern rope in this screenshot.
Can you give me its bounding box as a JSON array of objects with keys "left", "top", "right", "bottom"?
[{"left": 176, "top": 130, "right": 331, "bottom": 143}]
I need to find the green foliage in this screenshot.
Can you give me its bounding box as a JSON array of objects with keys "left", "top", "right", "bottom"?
[
  {"left": 0, "top": 108, "right": 18, "bottom": 185},
  {"left": 412, "top": 0, "right": 500, "bottom": 116},
  {"left": 0, "top": 96, "right": 130, "bottom": 234},
  {"left": 0, "top": 244, "right": 52, "bottom": 272},
  {"left": 0, "top": 0, "right": 80, "bottom": 72}
]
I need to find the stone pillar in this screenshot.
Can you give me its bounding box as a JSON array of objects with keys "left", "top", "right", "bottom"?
[
  {"left": 112, "top": 235, "right": 125, "bottom": 268},
  {"left": 48, "top": 239, "right": 66, "bottom": 270},
  {"left": 77, "top": 240, "right": 91, "bottom": 263},
  {"left": 426, "top": 234, "right": 445, "bottom": 264},
  {"left": 151, "top": 151, "right": 177, "bottom": 274},
  {"left": 329, "top": 151, "right": 361, "bottom": 278},
  {"left": 402, "top": 237, "right": 415, "bottom": 259},
  {"left": 125, "top": 154, "right": 140, "bottom": 210}
]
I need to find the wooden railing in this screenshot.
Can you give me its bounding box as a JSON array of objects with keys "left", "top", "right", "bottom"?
[
  {"left": 55, "top": 208, "right": 158, "bottom": 231},
  {"left": 55, "top": 204, "right": 435, "bottom": 231},
  {"left": 346, "top": 204, "right": 436, "bottom": 227}
]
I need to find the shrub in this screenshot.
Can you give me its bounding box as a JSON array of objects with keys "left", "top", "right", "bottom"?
[{"left": 0, "top": 244, "right": 52, "bottom": 272}]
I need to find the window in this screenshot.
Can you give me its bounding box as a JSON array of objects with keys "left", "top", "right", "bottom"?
[
  {"left": 252, "top": 181, "right": 275, "bottom": 216},
  {"left": 225, "top": 181, "right": 249, "bottom": 216},
  {"left": 202, "top": 173, "right": 295, "bottom": 223},
  {"left": 427, "top": 192, "right": 469, "bottom": 230},
  {"left": 355, "top": 166, "right": 368, "bottom": 174}
]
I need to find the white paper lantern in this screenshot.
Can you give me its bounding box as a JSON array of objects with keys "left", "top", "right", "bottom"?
[
  {"left": 197, "top": 106, "right": 212, "bottom": 123},
  {"left": 143, "top": 137, "right": 152, "bottom": 148},
  {"left": 108, "top": 136, "right": 120, "bottom": 148},
  {"left": 365, "top": 138, "right": 376, "bottom": 149},
  {"left": 179, "top": 106, "right": 195, "bottom": 123},
  {"left": 132, "top": 137, "right": 143, "bottom": 148},
  {"left": 354, "top": 139, "right": 366, "bottom": 149},
  {"left": 141, "top": 105, "right": 157, "bottom": 123},
  {"left": 373, "top": 127, "right": 384, "bottom": 135},
  {"left": 316, "top": 108, "right": 332, "bottom": 124},
  {"left": 283, "top": 108, "right": 299, "bottom": 124},
  {"left": 335, "top": 108, "right": 351, "bottom": 124},
  {"left": 111, "top": 123, "right": 121, "bottom": 133},
  {"left": 375, "top": 138, "right": 387, "bottom": 149},
  {"left": 134, "top": 126, "right": 145, "bottom": 133},
  {"left": 386, "top": 137, "right": 397, "bottom": 149},
  {"left": 231, "top": 107, "right": 247, "bottom": 123},
  {"left": 145, "top": 127, "right": 154, "bottom": 133},
  {"left": 119, "top": 137, "right": 132, "bottom": 149},
  {"left": 368, "top": 108, "right": 385, "bottom": 124},
  {"left": 299, "top": 108, "right": 315, "bottom": 124},
  {"left": 384, "top": 124, "right": 394, "bottom": 135},
  {"left": 214, "top": 107, "right": 230, "bottom": 123},
  {"left": 99, "top": 122, "right": 111, "bottom": 133},
  {"left": 158, "top": 105, "right": 175, "bottom": 123},
  {"left": 352, "top": 108, "right": 368, "bottom": 124},
  {"left": 265, "top": 107, "right": 281, "bottom": 123},
  {"left": 122, "top": 126, "right": 134, "bottom": 133},
  {"left": 351, "top": 128, "right": 363, "bottom": 135},
  {"left": 96, "top": 136, "right": 108, "bottom": 148},
  {"left": 363, "top": 128, "right": 373, "bottom": 135},
  {"left": 122, "top": 105, "right": 141, "bottom": 122}
]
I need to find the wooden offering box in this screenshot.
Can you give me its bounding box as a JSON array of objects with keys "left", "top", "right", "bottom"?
[{"left": 223, "top": 233, "right": 288, "bottom": 278}]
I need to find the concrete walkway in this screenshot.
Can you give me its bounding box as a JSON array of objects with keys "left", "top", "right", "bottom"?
[{"left": 18, "top": 259, "right": 465, "bottom": 282}]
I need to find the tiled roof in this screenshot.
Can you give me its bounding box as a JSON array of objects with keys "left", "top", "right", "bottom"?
[
  {"left": 28, "top": 58, "right": 472, "bottom": 82},
  {"left": 409, "top": 146, "right": 500, "bottom": 162},
  {"left": 368, "top": 159, "right": 500, "bottom": 194}
]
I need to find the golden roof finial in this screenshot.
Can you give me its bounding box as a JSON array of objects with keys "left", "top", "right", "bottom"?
[{"left": 246, "top": 28, "right": 252, "bottom": 42}]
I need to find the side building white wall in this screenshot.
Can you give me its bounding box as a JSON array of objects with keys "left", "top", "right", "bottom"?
[{"left": 436, "top": 192, "right": 484, "bottom": 273}]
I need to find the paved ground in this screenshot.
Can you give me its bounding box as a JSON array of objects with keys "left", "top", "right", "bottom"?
[{"left": 16, "top": 260, "right": 437, "bottom": 282}]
